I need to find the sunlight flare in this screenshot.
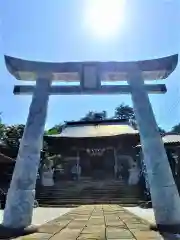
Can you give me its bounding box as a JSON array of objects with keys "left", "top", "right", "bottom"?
[{"left": 84, "top": 0, "right": 126, "bottom": 39}]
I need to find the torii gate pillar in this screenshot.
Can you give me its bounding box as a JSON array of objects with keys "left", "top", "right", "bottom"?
[
  {"left": 2, "top": 54, "right": 180, "bottom": 238},
  {"left": 3, "top": 77, "right": 51, "bottom": 228},
  {"left": 128, "top": 69, "right": 180, "bottom": 235}
]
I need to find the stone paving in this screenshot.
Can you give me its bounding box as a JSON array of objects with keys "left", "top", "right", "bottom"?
[{"left": 17, "top": 205, "right": 164, "bottom": 239}]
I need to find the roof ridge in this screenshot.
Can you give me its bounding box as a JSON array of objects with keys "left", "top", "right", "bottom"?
[{"left": 65, "top": 119, "right": 130, "bottom": 127}]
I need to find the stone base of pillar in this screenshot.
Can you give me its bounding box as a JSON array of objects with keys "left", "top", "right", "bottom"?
[
  {"left": 3, "top": 189, "right": 35, "bottom": 227},
  {"left": 0, "top": 224, "right": 38, "bottom": 239},
  {"left": 150, "top": 223, "right": 180, "bottom": 234}
]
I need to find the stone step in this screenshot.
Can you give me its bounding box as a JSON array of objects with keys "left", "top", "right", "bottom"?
[
  {"left": 37, "top": 194, "right": 140, "bottom": 199},
  {"left": 37, "top": 190, "right": 142, "bottom": 198},
  {"left": 37, "top": 194, "right": 141, "bottom": 202},
  {"left": 37, "top": 190, "right": 140, "bottom": 195},
  {"left": 37, "top": 193, "right": 141, "bottom": 199},
  {"left": 37, "top": 191, "right": 141, "bottom": 197},
  {"left": 36, "top": 180, "right": 143, "bottom": 206},
  {"left": 38, "top": 202, "right": 140, "bottom": 208},
  {"left": 37, "top": 186, "right": 140, "bottom": 192},
  {"left": 37, "top": 198, "right": 141, "bottom": 204},
  {"left": 37, "top": 180, "right": 128, "bottom": 188}
]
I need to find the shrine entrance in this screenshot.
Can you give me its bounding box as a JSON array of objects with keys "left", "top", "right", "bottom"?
[
  {"left": 80, "top": 148, "right": 115, "bottom": 179},
  {"left": 5, "top": 54, "right": 180, "bottom": 233},
  {"left": 91, "top": 155, "right": 103, "bottom": 170}
]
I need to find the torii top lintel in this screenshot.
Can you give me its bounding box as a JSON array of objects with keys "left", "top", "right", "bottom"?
[{"left": 4, "top": 54, "right": 178, "bottom": 82}]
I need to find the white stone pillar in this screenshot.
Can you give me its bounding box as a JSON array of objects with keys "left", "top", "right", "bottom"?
[
  {"left": 3, "top": 77, "right": 51, "bottom": 228},
  {"left": 128, "top": 69, "right": 180, "bottom": 227}
]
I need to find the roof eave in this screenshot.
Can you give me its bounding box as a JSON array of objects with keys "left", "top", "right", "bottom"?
[{"left": 44, "top": 132, "right": 139, "bottom": 139}]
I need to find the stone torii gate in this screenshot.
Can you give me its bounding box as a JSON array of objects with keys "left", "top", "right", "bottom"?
[{"left": 2, "top": 54, "right": 180, "bottom": 237}]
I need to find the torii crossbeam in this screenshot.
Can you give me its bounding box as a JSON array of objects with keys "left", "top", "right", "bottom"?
[{"left": 2, "top": 54, "right": 180, "bottom": 238}]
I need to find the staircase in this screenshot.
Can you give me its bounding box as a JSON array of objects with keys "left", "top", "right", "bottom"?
[{"left": 36, "top": 180, "right": 143, "bottom": 207}]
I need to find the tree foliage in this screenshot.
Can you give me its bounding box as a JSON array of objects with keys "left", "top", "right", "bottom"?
[
  {"left": 0, "top": 103, "right": 175, "bottom": 161},
  {"left": 45, "top": 124, "right": 64, "bottom": 135},
  {"left": 3, "top": 124, "right": 25, "bottom": 149},
  {"left": 114, "top": 104, "right": 166, "bottom": 133},
  {"left": 0, "top": 113, "right": 6, "bottom": 140},
  {"left": 171, "top": 123, "right": 180, "bottom": 134},
  {"left": 114, "top": 103, "right": 135, "bottom": 120},
  {"left": 0, "top": 123, "right": 6, "bottom": 140},
  {"left": 80, "top": 111, "right": 107, "bottom": 121}
]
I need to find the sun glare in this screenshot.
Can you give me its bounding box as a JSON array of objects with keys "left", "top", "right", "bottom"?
[{"left": 84, "top": 0, "right": 126, "bottom": 39}]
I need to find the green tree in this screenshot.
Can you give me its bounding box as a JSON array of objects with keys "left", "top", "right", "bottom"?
[
  {"left": 81, "top": 111, "right": 107, "bottom": 121},
  {"left": 0, "top": 112, "right": 6, "bottom": 140},
  {"left": 0, "top": 123, "right": 6, "bottom": 140},
  {"left": 3, "top": 124, "right": 25, "bottom": 149},
  {"left": 114, "top": 103, "right": 135, "bottom": 120},
  {"left": 171, "top": 123, "right": 180, "bottom": 133},
  {"left": 114, "top": 104, "right": 166, "bottom": 133},
  {"left": 45, "top": 124, "right": 64, "bottom": 135}
]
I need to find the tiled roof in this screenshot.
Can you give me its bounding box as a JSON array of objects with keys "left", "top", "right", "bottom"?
[
  {"left": 162, "top": 134, "right": 180, "bottom": 144},
  {"left": 46, "top": 123, "right": 138, "bottom": 138},
  {"left": 136, "top": 134, "right": 180, "bottom": 148}
]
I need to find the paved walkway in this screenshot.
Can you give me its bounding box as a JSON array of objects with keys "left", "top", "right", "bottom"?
[{"left": 17, "top": 205, "right": 163, "bottom": 239}]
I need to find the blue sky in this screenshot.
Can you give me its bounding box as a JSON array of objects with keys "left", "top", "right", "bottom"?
[{"left": 0, "top": 0, "right": 179, "bottom": 130}]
